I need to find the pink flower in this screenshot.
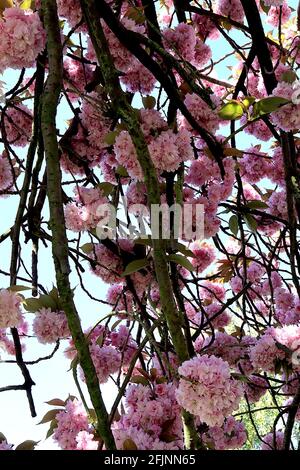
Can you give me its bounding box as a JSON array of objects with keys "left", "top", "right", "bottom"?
[
  {"left": 261, "top": 431, "right": 285, "bottom": 450},
  {"left": 75, "top": 431, "right": 98, "bottom": 450},
  {"left": 0, "top": 153, "right": 14, "bottom": 192},
  {"left": 57, "top": 0, "right": 84, "bottom": 29},
  {"left": 182, "top": 93, "right": 220, "bottom": 134},
  {"left": 90, "top": 244, "right": 123, "bottom": 284},
  {"left": 53, "top": 399, "right": 90, "bottom": 450},
  {"left": 0, "top": 8, "right": 45, "bottom": 72},
  {"left": 87, "top": 344, "right": 121, "bottom": 383},
  {"left": 244, "top": 375, "right": 268, "bottom": 403},
  {"left": 33, "top": 308, "right": 70, "bottom": 344},
  {"left": 270, "top": 81, "right": 299, "bottom": 131},
  {"left": 250, "top": 331, "right": 285, "bottom": 373},
  {"left": 190, "top": 241, "right": 215, "bottom": 272},
  {"left": 266, "top": 2, "right": 291, "bottom": 27},
  {"left": 176, "top": 355, "right": 243, "bottom": 427},
  {"left": 163, "top": 23, "right": 197, "bottom": 62},
  {"left": 64, "top": 58, "right": 94, "bottom": 101},
  {"left": 0, "top": 289, "right": 22, "bottom": 329},
  {"left": 3, "top": 104, "right": 32, "bottom": 147},
  {"left": 203, "top": 416, "right": 247, "bottom": 450},
  {"left": 216, "top": 0, "right": 245, "bottom": 23},
  {"left": 0, "top": 440, "right": 13, "bottom": 450}
]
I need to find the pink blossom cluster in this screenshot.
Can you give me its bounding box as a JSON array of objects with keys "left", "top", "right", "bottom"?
[
  {"left": 53, "top": 399, "right": 97, "bottom": 450},
  {"left": 3, "top": 104, "right": 32, "bottom": 147},
  {"left": 90, "top": 244, "right": 123, "bottom": 284},
  {"left": 181, "top": 93, "right": 220, "bottom": 134},
  {"left": 163, "top": 22, "right": 212, "bottom": 69},
  {"left": 250, "top": 325, "right": 300, "bottom": 373},
  {"left": 65, "top": 186, "right": 108, "bottom": 232},
  {"left": 106, "top": 284, "right": 135, "bottom": 318},
  {"left": 0, "top": 8, "right": 45, "bottom": 73},
  {"left": 200, "top": 332, "right": 243, "bottom": 366},
  {"left": 0, "top": 440, "right": 13, "bottom": 450},
  {"left": 113, "top": 125, "right": 193, "bottom": 180},
  {"left": 274, "top": 287, "right": 300, "bottom": 325},
  {"left": 239, "top": 147, "right": 271, "bottom": 184},
  {"left": 113, "top": 381, "right": 182, "bottom": 450},
  {"left": 244, "top": 375, "right": 268, "bottom": 403},
  {"left": 0, "top": 153, "right": 14, "bottom": 192},
  {"left": 216, "top": 0, "right": 245, "bottom": 23},
  {"left": 78, "top": 325, "right": 137, "bottom": 383},
  {"left": 192, "top": 13, "right": 219, "bottom": 41},
  {"left": 195, "top": 303, "right": 231, "bottom": 329},
  {"left": 88, "top": 18, "right": 156, "bottom": 94},
  {"left": 57, "top": 0, "right": 83, "bottom": 29},
  {"left": 266, "top": 2, "right": 291, "bottom": 27},
  {"left": 0, "top": 289, "right": 22, "bottom": 329},
  {"left": 270, "top": 81, "right": 300, "bottom": 131},
  {"left": 176, "top": 354, "right": 243, "bottom": 427},
  {"left": 190, "top": 242, "right": 216, "bottom": 273},
  {"left": 203, "top": 416, "right": 247, "bottom": 450},
  {"left": 240, "top": 115, "right": 273, "bottom": 142},
  {"left": 81, "top": 94, "right": 112, "bottom": 155},
  {"left": 261, "top": 431, "right": 285, "bottom": 450},
  {"left": 60, "top": 126, "right": 100, "bottom": 175},
  {"left": 64, "top": 58, "right": 94, "bottom": 101},
  {"left": 32, "top": 308, "right": 70, "bottom": 344}
]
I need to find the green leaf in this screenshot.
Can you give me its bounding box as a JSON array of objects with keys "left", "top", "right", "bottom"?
[
  {"left": 123, "top": 438, "right": 138, "bottom": 450},
  {"left": 8, "top": 285, "right": 31, "bottom": 292},
  {"left": 96, "top": 332, "right": 105, "bottom": 347},
  {"left": 130, "top": 375, "right": 149, "bottom": 386},
  {"left": 126, "top": 6, "right": 146, "bottom": 24},
  {"left": 38, "top": 294, "right": 58, "bottom": 311},
  {"left": 142, "top": 96, "right": 156, "bottom": 109},
  {"left": 281, "top": 70, "right": 297, "bottom": 84},
  {"left": 20, "top": 0, "right": 34, "bottom": 9},
  {"left": 38, "top": 409, "right": 61, "bottom": 425},
  {"left": 98, "top": 182, "right": 115, "bottom": 196},
  {"left": 134, "top": 237, "right": 152, "bottom": 247},
  {"left": 115, "top": 165, "right": 129, "bottom": 177},
  {"left": 80, "top": 243, "right": 94, "bottom": 254},
  {"left": 260, "top": 0, "right": 271, "bottom": 14},
  {"left": 46, "top": 419, "right": 57, "bottom": 440},
  {"left": 0, "top": 432, "right": 7, "bottom": 443},
  {"left": 104, "top": 130, "right": 120, "bottom": 146},
  {"left": 167, "top": 254, "right": 194, "bottom": 272},
  {"left": 45, "top": 398, "right": 65, "bottom": 407},
  {"left": 243, "top": 214, "right": 258, "bottom": 232},
  {"left": 110, "top": 318, "right": 123, "bottom": 331},
  {"left": 23, "top": 297, "right": 44, "bottom": 313},
  {"left": 122, "top": 258, "right": 149, "bottom": 276},
  {"left": 15, "top": 440, "right": 39, "bottom": 451},
  {"left": 173, "top": 241, "right": 195, "bottom": 258},
  {"left": 274, "top": 358, "right": 283, "bottom": 375},
  {"left": 231, "top": 373, "right": 251, "bottom": 383},
  {"left": 242, "top": 96, "right": 256, "bottom": 109},
  {"left": 218, "top": 101, "right": 244, "bottom": 120},
  {"left": 253, "top": 96, "right": 289, "bottom": 117},
  {"left": 229, "top": 215, "right": 239, "bottom": 236},
  {"left": 246, "top": 200, "right": 269, "bottom": 209}
]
